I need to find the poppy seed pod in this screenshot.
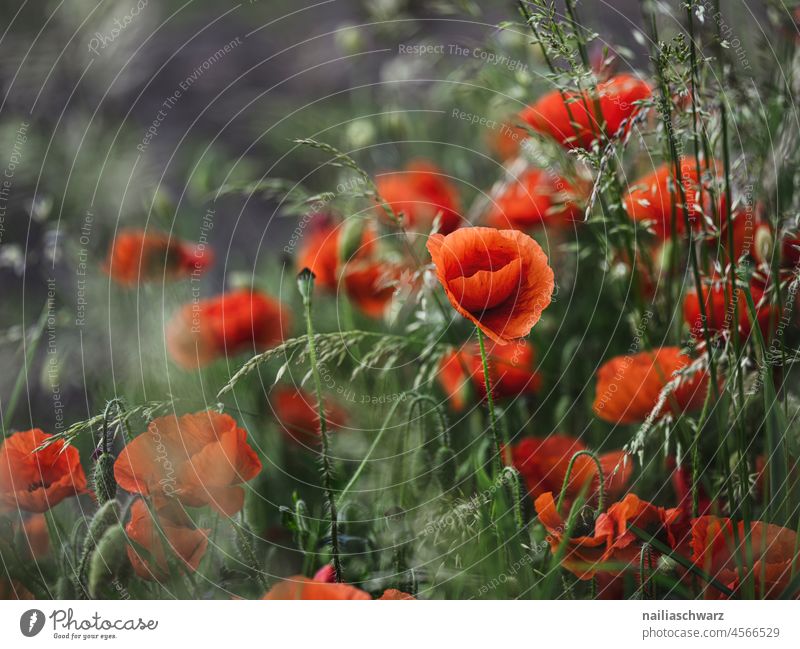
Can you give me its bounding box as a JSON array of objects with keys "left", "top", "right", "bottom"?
[
  {"left": 297, "top": 268, "right": 316, "bottom": 303},
  {"left": 93, "top": 453, "right": 117, "bottom": 505}
]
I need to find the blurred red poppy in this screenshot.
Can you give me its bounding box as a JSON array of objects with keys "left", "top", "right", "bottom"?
[
  {"left": 509, "top": 435, "right": 632, "bottom": 509},
  {"left": 114, "top": 410, "right": 262, "bottom": 517},
  {"left": 376, "top": 160, "right": 462, "bottom": 234},
  {"left": 22, "top": 514, "right": 49, "bottom": 559},
  {"left": 437, "top": 340, "right": 543, "bottom": 411},
  {"left": 378, "top": 589, "right": 415, "bottom": 600},
  {"left": 262, "top": 576, "right": 371, "bottom": 600},
  {"left": 683, "top": 278, "right": 777, "bottom": 342},
  {"left": 0, "top": 429, "right": 87, "bottom": 513},
  {"left": 296, "top": 219, "right": 376, "bottom": 291},
  {"left": 125, "top": 499, "right": 209, "bottom": 581},
  {"left": 166, "top": 290, "right": 290, "bottom": 369},
  {"left": 271, "top": 386, "right": 347, "bottom": 447},
  {"left": 427, "top": 227, "right": 554, "bottom": 345},
  {"left": 622, "top": 159, "right": 722, "bottom": 239},
  {"left": 593, "top": 347, "right": 709, "bottom": 425},
  {"left": 691, "top": 516, "right": 800, "bottom": 598},
  {"left": 343, "top": 261, "right": 403, "bottom": 318},
  {"left": 484, "top": 169, "right": 583, "bottom": 231},
  {"left": 104, "top": 229, "right": 212, "bottom": 286},
  {"left": 520, "top": 74, "right": 652, "bottom": 149}
]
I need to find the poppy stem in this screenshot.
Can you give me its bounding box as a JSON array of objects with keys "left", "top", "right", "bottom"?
[
  {"left": 475, "top": 327, "right": 503, "bottom": 474},
  {"left": 298, "top": 268, "right": 343, "bottom": 582},
  {"left": 556, "top": 450, "right": 605, "bottom": 516}
]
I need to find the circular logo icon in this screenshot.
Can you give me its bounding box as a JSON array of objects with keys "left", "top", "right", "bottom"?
[{"left": 20, "top": 609, "right": 45, "bottom": 637}]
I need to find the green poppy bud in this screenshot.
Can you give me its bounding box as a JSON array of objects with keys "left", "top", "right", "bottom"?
[{"left": 93, "top": 453, "right": 117, "bottom": 505}]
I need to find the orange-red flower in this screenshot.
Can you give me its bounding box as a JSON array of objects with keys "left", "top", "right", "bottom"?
[
  {"left": 296, "top": 219, "right": 376, "bottom": 291},
  {"left": 262, "top": 576, "right": 371, "bottom": 600},
  {"left": 509, "top": 435, "right": 632, "bottom": 508},
  {"left": 520, "top": 74, "right": 652, "bottom": 149},
  {"left": 437, "top": 340, "right": 543, "bottom": 411},
  {"left": 683, "top": 278, "right": 777, "bottom": 342},
  {"left": 622, "top": 159, "right": 722, "bottom": 239},
  {"left": 427, "top": 227, "right": 554, "bottom": 345},
  {"left": 342, "top": 261, "right": 402, "bottom": 318},
  {"left": 114, "top": 410, "right": 262, "bottom": 517},
  {"left": 271, "top": 386, "right": 347, "bottom": 446},
  {"left": 593, "top": 347, "right": 709, "bottom": 425},
  {"left": 484, "top": 168, "right": 583, "bottom": 231},
  {"left": 691, "top": 516, "right": 800, "bottom": 598},
  {"left": 536, "top": 491, "right": 678, "bottom": 580},
  {"left": 125, "top": 499, "right": 209, "bottom": 581},
  {"left": 166, "top": 290, "right": 290, "bottom": 369},
  {"left": 378, "top": 589, "right": 415, "bottom": 600},
  {"left": 0, "top": 429, "right": 87, "bottom": 513},
  {"left": 376, "top": 160, "right": 462, "bottom": 234},
  {"left": 104, "top": 229, "right": 212, "bottom": 286}
]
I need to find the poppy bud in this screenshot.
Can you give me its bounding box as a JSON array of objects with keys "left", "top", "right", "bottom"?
[
  {"left": 338, "top": 219, "right": 367, "bottom": 264},
  {"left": 297, "top": 268, "right": 316, "bottom": 303},
  {"left": 88, "top": 526, "right": 129, "bottom": 598},
  {"left": 93, "top": 453, "right": 117, "bottom": 505},
  {"left": 435, "top": 446, "right": 457, "bottom": 488}
]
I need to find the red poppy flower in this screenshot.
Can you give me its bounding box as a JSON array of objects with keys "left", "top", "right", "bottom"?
[
  {"left": 484, "top": 168, "right": 583, "bottom": 231},
  {"left": 593, "top": 347, "right": 709, "bottom": 425},
  {"left": 262, "top": 576, "right": 371, "bottom": 600},
  {"left": 487, "top": 122, "right": 529, "bottom": 160},
  {"left": 114, "top": 410, "right": 262, "bottom": 517},
  {"left": 104, "top": 229, "right": 212, "bottom": 286},
  {"left": 271, "top": 386, "right": 347, "bottom": 447},
  {"left": 691, "top": 516, "right": 800, "bottom": 598},
  {"left": 378, "top": 589, "right": 415, "bottom": 600},
  {"left": 534, "top": 491, "right": 610, "bottom": 580},
  {"left": 437, "top": 340, "right": 543, "bottom": 410},
  {"left": 427, "top": 227, "right": 554, "bottom": 345},
  {"left": 125, "top": 499, "right": 209, "bottom": 581},
  {"left": 683, "top": 278, "right": 777, "bottom": 342},
  {"left": 166, "top": 290, "right": 290, "bottom": 369},
  {"left": 622, "top": 159, "right": 722, "bottom": 239},
  {"left": 0, "top": 429, "right": 87, "bottom": 513},
  {"left": 343, "top": 261, "right": 403, "bottom": 318},
  {"left": 536, "top": 491, "right": 679, "bottom": 580},
  {"left": 520, "top": 74, "right": 652, "bottom": 149},
  {"left": 296, "top": 219, "right": 376, "bottom": 291},
  {"left": 22, "top": 514, "right": 49, "bottom": 559},
  {"left": 510, "top": 435, "right": 632, "bottom": 509},
  {"left": 375, "top": 160, "right": 462, "bottom": 234}
]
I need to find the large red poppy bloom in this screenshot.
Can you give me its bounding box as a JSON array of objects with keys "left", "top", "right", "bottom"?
[
  {"left": 691, "top": 516, "right": 800, "bottom": 598},
  {"left": 271, "top": 386, "right": 347, "bottom": 447},
  {"left": 375, "top": 160, "right": 462, "bottom": 234},
  {"left": 683, "top": 278, "right": 777, "bottom": 342},
  {"left": 437, "top": 340, "right": 543, "bottom": 410},
  {"left": 484, "top": 169, "right": 583, "bottom": 231},
  {"left": 509, "top": 435, "right": 632, "bottom": 509},
  {"left": 0, "top": 429, "right": 87, "bottom": 513},
  {"left": 166, "top": 290, "right": 290, "bottom": 369},
  {"left": 427, "top": 227, "right": 554, "bottom": 345},
  {"left": 125, "top": 499, "right": 209, "bottom": 581},
  {"left": 593, "top": 347, "right": 709, "bottom": 425},
  {"left": 104, "top": 229, "right": 212, "bottom": 286},
  {"left": 114, "top": 410, "right": 262, "bottom": 517},
  {"left": 262, "top": 576, "right": 372, "bottom": 600},
  {"left": 520, "top": 74, "right": 652, "bottom": 149},
  {"left": 622, "top": 159, "right": 722, "bottom": 239}
]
